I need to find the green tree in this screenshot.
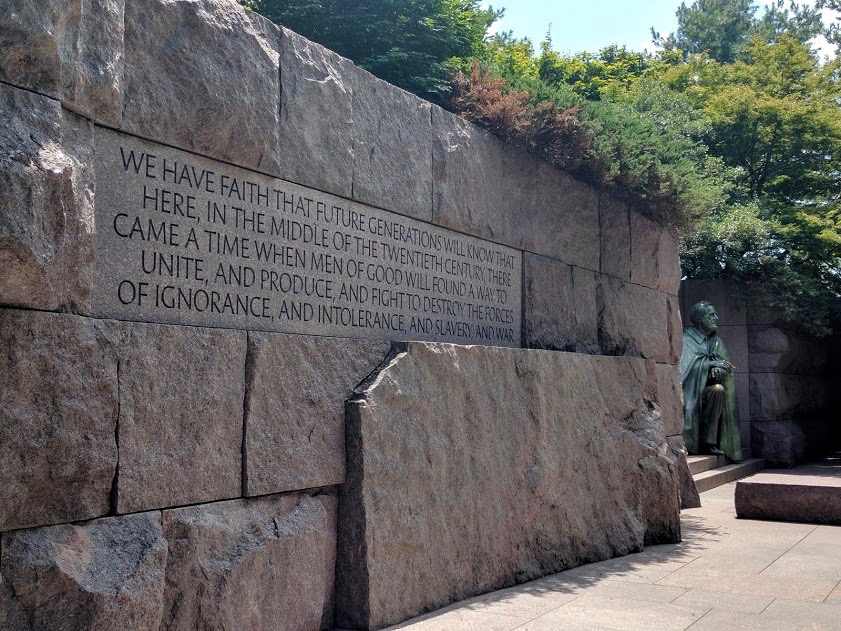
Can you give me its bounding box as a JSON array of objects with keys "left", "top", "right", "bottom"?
[{"left": 243, "top": 0, "right": 498, "bottom": 99}]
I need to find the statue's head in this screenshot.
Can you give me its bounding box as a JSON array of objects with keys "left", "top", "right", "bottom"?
[{"left": 690, "top": 301, "right": 719, "bottom": 335}]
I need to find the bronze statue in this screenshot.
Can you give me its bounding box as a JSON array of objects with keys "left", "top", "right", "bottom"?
[{"left": 680, "top": 301, "right": 743, "bottom": 461}]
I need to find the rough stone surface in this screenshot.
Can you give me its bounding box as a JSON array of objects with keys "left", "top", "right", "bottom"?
[
  {"left": 277, "top": 26, "right": 354, "bottom": 197},
  {"left": 667, "top": 435, "right": 701, "bottom": 509},
  {"left": 161, "top": 493, "right": 337, "bottom": 631},
  {"left": 597, "top": 275, "right": 680, "bottom": 364},
  {"left": 353, "top": 67, "right": 432, "bottom": 220},
  {"left": 111, "top": 321, "right": 246, "bottom": 513},
  {"left": 0, "top": 309, "right": 117, "bottom": 532},
  {"left": 244, "top": 333, "right": 390, "bottom": 496},
  {"left": 752, "top": 421, "right": 807, "bottom": 468},
  {"left": 748, "top": 326, "right": 828, "bottom": 375},
  {"left": 749, "top": 373, "right": 826, "bottom": 423},
  {"left": 600, "top": 194, "right": 631, "bottom": 281},
  {"left": 335, "top": 343, "right": 680, "bottom": 629},
  {"left": 431, "top": 107, "right": 600, "bottom": 269},
  {"left": 122, "top": 0, "right": 281, "bottom": 173},
  {"left": 0, "top": 512, "right": 167, "bottom": 631},
  {"left": 0, "top": 84, "right": 94, "bottom": 313},
  {"left": 657, "top": 363, "right": 684, "bottom": 437},
  {"left": 629, "top": 211, "right": 681, "bottom": 296},
  {"left": 524, "top": 254, "right": 598, "bottom": 353},
  {"left": 0, "top": 0, "right": 124, "bottom": 126}
]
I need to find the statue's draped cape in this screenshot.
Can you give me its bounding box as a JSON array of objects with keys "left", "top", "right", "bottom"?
[{"left": 680, "top": 327, "right": 743, "bottom": 461}]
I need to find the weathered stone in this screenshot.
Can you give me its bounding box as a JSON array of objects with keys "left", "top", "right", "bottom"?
[
  {"left": 431, "top": 107, "right": 600, "bottom": 269},
  {"left": 749, "top": 373, "right": 826, "bottom": 423},
  {"left": 681, "top": 279, "right": 748, "bottom": 327},
  {"left": 666, "top": 435, "right": 701, "bottom": 509},
  {"left": 0, "top": 512, "right": 167, "bottom": 631},
  {"left": 657, "top": 363, "right": 684, "bottom": 437},
  {"left": 735, "top": 464, "right": 841, "bottom": 525},
  {"left": 277, "top": 26, "right": 354, "bottom": 197},
  {"left": 748, "top": 326, "right": 828, "bottom": 375},
  {"left": 335, "top": 343, "right": 679, "bottom": 629},
  {"left": 0, "top": 309, "right": 117, "bottom": 532},
  {"left": 161, "top": 493, "right": 337, "bottom": 631},
  {"left": 122, "top": 0, "right": 281, "bottom": 173},
  {"left": 0, "top": 0, "right": 124, "bottom": 126},
  {"left": 0, "top": 84, "right": 94, "bottom": 313},
  {"left": 600, "top": 194, "right": 631, "bottom": 281},
  {"left": 244, "top": 333, "right": 390, "bottom": 496},
  {"left": 352, "top": 67, "right": 432, "bottom": 220},
  {"left": 111, "top": 321, "right": 246, "bottom": 513},
  {"left": 597, "top": 275, "right": 680, "bottom": 364},
  {"left": 629, "top": 211, "right": 681, "bottom": 296},
  {"left": 752, "top": 420, "right": 807, "bottom": 468},
  {"left": 524, "top": 254, "right": 598, "bottom": 353}
]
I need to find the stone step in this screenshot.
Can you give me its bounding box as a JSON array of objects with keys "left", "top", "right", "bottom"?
[
  {"left": 687, "top": 454, "right": 729, "bottom": 476},
  {"left": 693, "top": 458, "right": 765, "bottom": 493}
]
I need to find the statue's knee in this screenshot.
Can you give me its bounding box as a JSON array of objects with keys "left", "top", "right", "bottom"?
[{"left": 711, "top": 384, "right": 725, "bottom": 394}]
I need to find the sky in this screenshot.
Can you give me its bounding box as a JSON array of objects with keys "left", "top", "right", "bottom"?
[{"left": 486, "top": 0, "right": 838, "bottom": 58}]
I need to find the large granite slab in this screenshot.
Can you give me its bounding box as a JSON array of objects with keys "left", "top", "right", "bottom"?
[{"left": 93, "top": 128, "right": 521, "bottom": 347}]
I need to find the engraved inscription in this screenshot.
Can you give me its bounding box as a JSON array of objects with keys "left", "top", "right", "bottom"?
[{"left": 93, "top": 129, "right": 522, "bottom": 346}]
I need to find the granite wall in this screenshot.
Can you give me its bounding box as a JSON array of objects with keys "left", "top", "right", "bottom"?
[
  {"left": 0, "top": 1, "right": 684, "bottom": 629},
  {"left": 681, "top": 280, "right": 840, "bottom": 467}
]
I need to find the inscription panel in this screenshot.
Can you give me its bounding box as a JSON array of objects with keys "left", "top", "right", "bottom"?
[{"left": 93, "top": 129, "right": 522, "bottom": 346}]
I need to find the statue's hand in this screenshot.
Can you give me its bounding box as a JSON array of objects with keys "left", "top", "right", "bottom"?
[
  {"left": 711, "top": 360, "right": 735, "bottom": 373},
  {"left": 710, "top": 366, "right": 727, "bottom": 382}
]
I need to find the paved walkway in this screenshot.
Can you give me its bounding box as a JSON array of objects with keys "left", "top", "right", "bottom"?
[{"left": 387, "top": 481, "right": 841, "bottom": 630}]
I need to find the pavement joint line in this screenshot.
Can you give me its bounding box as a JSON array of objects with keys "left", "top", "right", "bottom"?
[
  {"left": 759, "top": 596, "right": 776, "bottom": 614},
  {"left": 756, "top": 523, "right": 818, "bottom": 576},
  {"left": 507, "top": 593, "right": 586, "bottom": 630},
  {"left": 821, "top": 578, "right": 841, "bottom": 604},
  {"left": 678, "top": 605, "right": 714, "bottom": 630},
  {"left": 667, "top": 587, "right": 690, "bottom": 604}
]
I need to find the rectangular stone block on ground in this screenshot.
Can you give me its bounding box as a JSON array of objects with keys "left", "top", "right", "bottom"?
[
  {"left": 0, "top": 309, "right": 118, "bottom": 532},
  {"left": 244, "top": 333, "right": 391, "bottom": 496},
  {"left": 597, "top": 275, "right": 680, "bottom": 364},
  {"left": 523, "top": 253, "right": 598, "bottom": 353},
  {"left": 0, "top": 0, "right": 124, "bottom": 127},
  {"left": 161, "top": 492, "right": 337, "bottom": 631},
  {"left": 352, "top": 67, "right": 432, "bottom": 221},
  {"left": 0, "top": 83, "right": 94, "bottom": 313},
  {"left": 735, "top": 463, "right": 841, "bottom": 525},
  {"left": 277, "top": 26, "right": 354, "bottom": 197},
  {"left": 110, "top": 321, "right": 246, "bottom": 513},
  {"left": 629, "top": 210, "right": 681, "bottom": 296},
  {"left": 0, "top": 512, "right": 167, "bottom": 631},
  {"left": 335, "top": 343, "right": 680, "bottom": 630},
  {"left": 122, "top": 0, "right": 281, "bottom": 174}
]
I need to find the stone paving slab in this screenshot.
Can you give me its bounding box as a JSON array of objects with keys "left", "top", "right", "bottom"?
[
  {"left": 377, "top": 481, "right": 841, "bottom": 631},
  {"left": 735, "top": 462, "right": 841, "bottom": 525}
]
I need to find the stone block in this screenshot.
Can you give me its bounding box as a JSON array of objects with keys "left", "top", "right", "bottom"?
[
  {"left": 335, "top": 343, "right": 679, "bottom": 629},
  {"left": 748, "top": 326, "right": 828, "bottom": 375},
  {"left": 681, "top": 280, "right": 748, "bottom": 328},
  {"left": 122, "top": 0, "right": 281, "bottom": 173},
  {"left": 111, "top": 321, "right": 246, "bottom": 513},
  {"left": 244, "top": 333, "right": 390, "bottom": 496},
  {"left": 352, "top": 67, "right": 432, "bottom": 220},
  {"left": 0, "top": 0, "right": 124, "bottom": 126},
  {"left": 749, "top": 373, "right": 826, "bottom": 423},
  {"left": 657, "top": 363, "right": 684, "bottom": 437},
  {"left": 629, "top": 210, "right": 681, "bottom": 296},
  {"left": 523, "top": 254, "right": 598, "bottom": 353},
  {"left": 752, "top": 420, "right": 806, "bottom": 468},
  {"left": 600, "top": 194, "right": 631, "bottom": 281},
  {"left": 161, "top": 493, "right": 337, "bottom": 631},
  {"left": 597, "top": 275, "right": 679, "bottom": 364},
  {"left": 0, "top": 512, "right": 167, "bottom": 631},
  {"left": 666, "top": 435, "right": 701, "bottom": 509},
  {"left": 736, "top": 468, "right": 841, "bottom": 525},
  {"left": 0, "top": 84, "right": 94, "bottom": 313},
  {"left": 431, "top": 107, "right": 600, "bottom": 270},
  {"left": 277, "top": 26, "right": 354, "bottom": 197},
  {"left": 714, "top": 325, "right": 749, "bottom": 374},
  {"left": 0, "top": 309, "right": 117, "bottom": 532}
]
